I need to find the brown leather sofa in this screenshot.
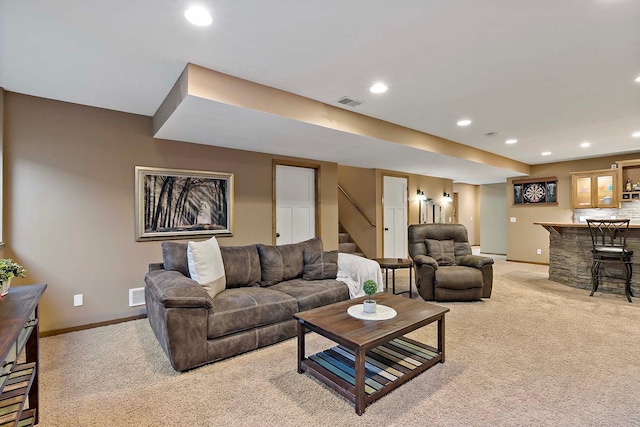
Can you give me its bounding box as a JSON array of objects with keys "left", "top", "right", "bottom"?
[
  {"left": 408, "top": 224, "right": 494, "bottom": 301},
  {"left": 144, "top": 237, "right": 349, "bottom": 371}
]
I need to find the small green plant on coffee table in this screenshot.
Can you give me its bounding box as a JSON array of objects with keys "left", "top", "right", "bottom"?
[{"left": 363, "top": 280, "right": 378, "bottom": 303}]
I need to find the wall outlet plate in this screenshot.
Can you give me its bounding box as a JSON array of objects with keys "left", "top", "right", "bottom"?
[
  {"left": 73, "top": 294, "right": 83, "bottom": 307},
  {"left": 510, "top": 217, "right": 516, "bottom": 223},
  {"left": 536, "top": 249, "right": 542, "bottom": 255}
]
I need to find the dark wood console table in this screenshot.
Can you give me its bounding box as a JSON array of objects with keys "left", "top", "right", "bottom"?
[{"left": 0, "top": 284, "right": 46, "bottom": 426}]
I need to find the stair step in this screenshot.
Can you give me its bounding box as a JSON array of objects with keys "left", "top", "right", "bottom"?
[
  {"left": 338, "top": 242, "right": 357, "bottom": 254},
  {"left": 338, "top": 233, "right": 350, "bottom": 243}
]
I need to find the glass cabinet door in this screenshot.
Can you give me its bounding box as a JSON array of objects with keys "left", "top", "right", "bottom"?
[
  {"left": 595, "top": 174, "right": 618, "bottom": 208},
  {"left": 596, "top": 175, "right": 615, "bottom": 207},
  {"left": 575, "top": 176, "right": 592, "bottom": 207}
]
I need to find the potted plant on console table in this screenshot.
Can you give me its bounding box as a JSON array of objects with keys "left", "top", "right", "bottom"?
[
  {"left": 0, "top": 259, "right": 26, "bottom": 297},
  {"left": 363, "top": 280, "right": 378, "bottom": 314}
]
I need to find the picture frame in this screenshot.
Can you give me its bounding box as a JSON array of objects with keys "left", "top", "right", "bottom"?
[
  {"left": 135, "top": 166, "right": 234, "bottom": 241},
  {"left": 512, "top": 176, "right": 558, "bottom": 205}
]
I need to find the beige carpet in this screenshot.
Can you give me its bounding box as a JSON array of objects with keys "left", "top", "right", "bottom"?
[{"left": 39, "top": 260, "right": 640, "bottom": 426}]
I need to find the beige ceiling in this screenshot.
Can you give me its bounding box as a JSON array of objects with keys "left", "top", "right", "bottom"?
[{"left": 1, "top": 0, "right": 639, "bottom": 183}]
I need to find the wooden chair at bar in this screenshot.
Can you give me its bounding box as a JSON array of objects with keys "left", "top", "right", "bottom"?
[{"left": 586, "top": 218, "right": 634, "bottom": 302}]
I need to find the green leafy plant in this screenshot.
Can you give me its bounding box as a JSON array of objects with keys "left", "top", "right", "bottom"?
[
  {"left": 363, "top": 280, "right": 378, "bottom": 302},
  {"left": 0, "top": 259, "right": 26, "bottom": 282}
]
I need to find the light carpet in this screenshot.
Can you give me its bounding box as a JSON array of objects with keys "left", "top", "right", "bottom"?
[{"left": 38, "top": 260, "right": 640, "bottom": 426}]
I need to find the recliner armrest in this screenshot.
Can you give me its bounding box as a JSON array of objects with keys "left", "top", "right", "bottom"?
[
  {"left": 145, "top": 270, "right": 213, "bottom": 309},
  {"left": 412, "top": 254, "right": 438, "bottom": 269},
  {"left": 459, "top": 255, "right": 494, "bottom": 269}
]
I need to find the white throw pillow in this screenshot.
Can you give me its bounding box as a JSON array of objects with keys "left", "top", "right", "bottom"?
[{"left": 187, "top": 236, "right": 226, "bottom": 299}]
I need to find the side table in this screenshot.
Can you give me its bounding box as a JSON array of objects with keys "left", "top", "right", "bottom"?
[{"left": 373, "top": 258, "right": 413, "bottom": 298}]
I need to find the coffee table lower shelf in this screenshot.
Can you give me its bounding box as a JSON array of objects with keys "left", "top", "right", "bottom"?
[{"left": 300, "top": 337, "right": 442, "bottom": 413}]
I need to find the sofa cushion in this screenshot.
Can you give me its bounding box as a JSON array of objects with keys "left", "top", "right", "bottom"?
[
  {"left": 303, "top": 250, "right": 338, "bottom": 280},
  {"left": 220, "top": 245, "right": 261, "bottom": 288},
  {"left": 187, "top": 237, "right": 226, "bottom": 299},
  {"left": 269, "top": 279, "right": 349, "bottom": 312},
  {"left": 425, "top": 239, "right": 456, "bottom": 266},
  {"left": 257, "top": 237, "right": 323, "bottom": 286},
  {"left": 435, "top": 266, "right": 483, "bottom": 290},
  {"left": 207, "top": 287, "right": 298, "bottom": 339},
  {"left": 161, "top": 241, "right": 190, "bottom": 278}
]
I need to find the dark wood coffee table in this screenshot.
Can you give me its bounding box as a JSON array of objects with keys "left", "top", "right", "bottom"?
[{"left": 294, "top": 293, "right": 449, "bottom": 415}]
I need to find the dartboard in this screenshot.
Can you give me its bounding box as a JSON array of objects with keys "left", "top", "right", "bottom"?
[{"left": 523, "top": 183, "right": 546, "bottom": 203}]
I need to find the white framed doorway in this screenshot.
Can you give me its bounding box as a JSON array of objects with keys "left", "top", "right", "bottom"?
[
  {"left": 382, "top": 175, "right": 408, "bottom": 258},
  {"left": 274, "top": 163, "right": 318, "bottom": 245}
]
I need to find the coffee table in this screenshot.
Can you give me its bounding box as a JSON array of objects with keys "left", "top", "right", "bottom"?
[{"left": 294, "top": 293, "right": 449, "bottom": 415}]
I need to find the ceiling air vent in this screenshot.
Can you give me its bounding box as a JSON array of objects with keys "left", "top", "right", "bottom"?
[{"left": 337, "top": 96, "right": 363, "bottom": 108}]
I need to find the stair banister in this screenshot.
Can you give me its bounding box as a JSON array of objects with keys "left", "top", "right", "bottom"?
[{"left": 338, "top": 184, "right": 376, "bottom": 227}]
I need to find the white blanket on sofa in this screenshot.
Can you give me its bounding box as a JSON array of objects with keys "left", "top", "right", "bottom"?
[{"left": 336, "top": 253, "right": 384, "bottom": 299}]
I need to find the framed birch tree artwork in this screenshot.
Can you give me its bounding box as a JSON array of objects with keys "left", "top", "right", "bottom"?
[{"left": 135, "top": 166, "right": 234, "bottom": 241}]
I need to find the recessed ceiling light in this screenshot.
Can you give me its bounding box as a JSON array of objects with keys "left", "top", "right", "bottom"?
[
  {"left": 541, "top": 151, "right": 552, "bottom": 156},
  {"left": 580, "top": 141, "right": 591, "bottom": 148},
  {"left": 369, "top": 83, "right": 388, "bottom": 94},
  {"left": 185, "top": 6, "right": 212, "bottom": 26},
  {"left": 505, "top": 139, "right": 517, "bottom": 144},
  {"left": 457, "top": 119, "right": 472, "bottom": 127},
  {"left": 635, "top": 75, "right": 640, "bottom": 83},
  {"left": 632, "top": 131, "right": 640, "bottom": 138}
]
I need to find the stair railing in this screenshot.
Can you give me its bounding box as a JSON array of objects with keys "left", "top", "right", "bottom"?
[{"left": 338, "top": 184, "right": 376, "bottom": 227}]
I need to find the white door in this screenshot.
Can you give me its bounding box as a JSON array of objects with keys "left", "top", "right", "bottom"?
[
  {"left": 275, "top": 165, "right": 316, "bottom": 245},
  {"left": 383, "top": 176, "right": 408, "bottom": 258}
]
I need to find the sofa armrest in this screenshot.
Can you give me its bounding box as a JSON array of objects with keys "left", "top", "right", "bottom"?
[
  {"left": 459, "top": 255, "right": 494, "bottom": 270},
  {"left": 412, "top": 254, "right": 438, "bottom": 269},
  {"left": 145, "top": 270, "right": 213, "bottom": 309}
]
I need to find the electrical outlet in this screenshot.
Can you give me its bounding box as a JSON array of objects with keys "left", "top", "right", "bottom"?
[
  {"left": 74, "top": 294, "right": 83, "bottom": 307},
  {"left": 510, "top": 217, "right": 517, "bottom": 223},
  {"left": 536, "top": 249, "right": 542, "bottom": 255}
]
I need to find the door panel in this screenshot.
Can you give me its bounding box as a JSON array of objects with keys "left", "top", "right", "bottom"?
[
  {"left": 383, "top": 176, "right": 408, "bottom": 258},
  {"left": 276, "top": 207, "right": 293, "bottom": 244},
  {"left": 275, "top": 165, "right": 316, "bottom": 245}
]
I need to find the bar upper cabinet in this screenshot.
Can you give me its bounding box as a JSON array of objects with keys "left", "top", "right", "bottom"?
[{"left": 570, "top": 169, "right": 621, "bottom": 209}]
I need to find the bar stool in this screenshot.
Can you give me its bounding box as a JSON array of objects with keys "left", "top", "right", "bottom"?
[{"left": 586, "top": 219, "right": 634, "bottom": 302}]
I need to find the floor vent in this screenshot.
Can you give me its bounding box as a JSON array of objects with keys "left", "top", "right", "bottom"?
[
  {"left": 337, "top": 96, "right": 363, "bottom": 107},
  {"left": 129, "top": 287, "right": 145, "bottom": 307}
]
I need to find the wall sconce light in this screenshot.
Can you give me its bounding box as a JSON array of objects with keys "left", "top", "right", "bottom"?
[
  {"left": 442, "top": 192, "right": 453, "bottom": 203},
  {"left": 417, "top": 190, "right": 427, "bottom": 201}
]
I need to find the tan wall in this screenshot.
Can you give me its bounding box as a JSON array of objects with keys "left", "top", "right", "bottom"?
[
  {"left": 480, "top": 183, "right": 507, "bottom": 255},
  {"left": 453, "top": 183, "right": 479, "bottom": 245},
  {"left": 4, "top": 92, "right": 339, "bottom": 332},
  {"left": 506, "top": 152, "right": 640, "bottom": 263}
]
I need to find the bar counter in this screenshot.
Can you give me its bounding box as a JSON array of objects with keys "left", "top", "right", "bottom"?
[{"left": 535, "top": 222, "right": 640, "bottom": 295}]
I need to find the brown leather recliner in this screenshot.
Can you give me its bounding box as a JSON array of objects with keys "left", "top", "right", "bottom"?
[{"left": 408, "top": 224, "right": 494, "bottom": 301}]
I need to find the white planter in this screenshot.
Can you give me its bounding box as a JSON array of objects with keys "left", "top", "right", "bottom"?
[
  {"left": 363, "top": 300, "right": 377, "bottom": 314},
  {"left": 1, "top": 277, "right": 12, "bottom": 297}
]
